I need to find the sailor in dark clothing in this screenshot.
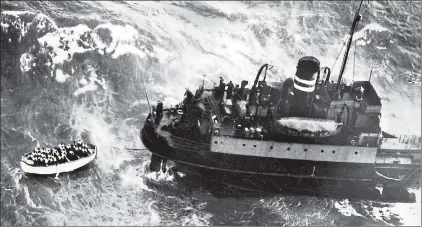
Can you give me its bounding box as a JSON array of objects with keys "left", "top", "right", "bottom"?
[
  {"left": 155, "top": 101, "right": 164, "bottom": 125},
  {"left": 240, "top": 80, "right": 249, "bottom": 100},
  {"left": 249, "top": 85, "right": 257, "bottom": 105},
  {"left": 233, "top": 84, "right": 242, "bottom": 107},
  {"left": 233, "top": 84, "right": 239, "bottom": 94},
  {"left": 219, "top": 79, "right": 226, "bottom": 101},
  {"left": 194, "top": 87, "right": 204, "bottom": 103},
  {"left": 226, "top": 81, "right": 234, "bottom": 99},
  {"left": 217, "top": 77, "right": 225, "bottom": 98}
]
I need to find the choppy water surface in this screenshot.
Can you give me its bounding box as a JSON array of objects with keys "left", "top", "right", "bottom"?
[{"left": 1, "top": 1, "right": 420, "bottom": 226}]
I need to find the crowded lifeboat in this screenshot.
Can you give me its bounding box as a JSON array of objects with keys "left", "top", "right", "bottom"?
[{"left": 20, "top": 139, "right": 97, "bottom": 175}]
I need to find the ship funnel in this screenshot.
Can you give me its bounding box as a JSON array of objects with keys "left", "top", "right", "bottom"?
[
  {"left": 293, "top": 56, "right": 320, "bottom": 92},
  {"left": 290, "top": 56, "right": 320, "bottom": 117}
]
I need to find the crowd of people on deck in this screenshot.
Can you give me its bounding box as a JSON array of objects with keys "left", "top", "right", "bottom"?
[
  {"left": 23, "top": 140, "right": 93, "bottom": 166},
  {"left": 215, "top": 77, "right": 264, "bottom": 108}
]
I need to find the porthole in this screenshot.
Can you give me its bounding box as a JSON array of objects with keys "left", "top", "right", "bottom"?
[
  {"left": 270, "top": 146, "right": 273, "bottom": 149},
  {"left": 214, "top": 141, "right": 218, "bottom": 144},
  {"left": 304, "top": 148, "right": 308, "bottom": 152},
  {"left": 355, "top": 151, "right": 358, "bottom": 155},
  {"left": 287, "top": 147, "right": 291, "bottom": 151},
  {"left": 243, "top": 144, "right": 246, "bottom": 146},
  {"left": 253, "top": 145, "right": 257, "bottom": 147},
  {"left": 332, "top": 150, "right": 335, "bottom": 154},
  {"left": 321, "top": 150, "right": 324, "bottom": 153}
]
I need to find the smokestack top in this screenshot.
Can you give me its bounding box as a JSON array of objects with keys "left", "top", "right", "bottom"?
[{"left": 297, "top": 56, "right": 320, "bottom": 74}]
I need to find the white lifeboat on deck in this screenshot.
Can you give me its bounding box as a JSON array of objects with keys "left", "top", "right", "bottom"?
[{"left": 275, "top": 117, "right": 343, "bottom": 138}]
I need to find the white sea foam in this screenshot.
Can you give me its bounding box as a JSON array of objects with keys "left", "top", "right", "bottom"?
[
  {"left": 388, "top": 188, "right": 422, "bottom": 226},
  {"left": 37, "top": 24, "right": 93, "bottom": 65},
  {"left": 143, "top": 160, "right": 175, "bottom": 182},
  {"left": 129, "top": 100, "right": 149, "bottom": 108},
  {"left": 120, "top": 166, "right": 153, "bottom": 192},
  {"left": 55, "top": 68, "right": 70, "bottom": 83},
  {"left": 94, "top": 23, "right": 149, "bottom": 59},
  {"left": 23, "top": 130, "right": 38, "bottom": 144},
  {"left": 1, "top": 10, "right": 33, "bottom": 16},
  {"left": 353, "top": 23, "right": 387, "bottom": 41},
  {"left": 19, "top": 53, "right": 35, "bottom": 72},
  {"left": 69, "top": 104, "right": 135, "bottom": 173},
  {"left": 33, "top": 13, "right": 58, "bottom": 31},
  {"left": 22, "top": 185, "right": 37, "bottom": 208},
  {"left": 1, "top": 11, "right": 35, "bottom": 39},
  {"left": 73, "top": 66, "right": 107, "bottom": 96},
  {"left": 15, "top": 20, "right": 153, "bottom": 84},
  {"left": 334, "top": 199, "right": 363, "bottom": 217}
]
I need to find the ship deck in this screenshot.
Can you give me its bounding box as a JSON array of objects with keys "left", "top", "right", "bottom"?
[{"left": 202, "top": 91, "right": 236, "bottom": 136}]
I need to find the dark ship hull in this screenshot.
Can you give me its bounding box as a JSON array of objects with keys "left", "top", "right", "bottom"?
[{"left": 141, "top": 122, "right": 420, "bottom": 202}]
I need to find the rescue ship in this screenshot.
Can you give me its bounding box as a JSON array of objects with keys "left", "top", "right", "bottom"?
[{"left": 140, "top": 1, "right": 421, "bottom": 200}]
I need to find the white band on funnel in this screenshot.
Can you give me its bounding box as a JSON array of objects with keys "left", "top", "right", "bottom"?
[
  {"left": 294, "top": 82, "right": 315, "bottom": 92},
  {"left": 294, "top": 75, "right": 317, "bottom": 85}
]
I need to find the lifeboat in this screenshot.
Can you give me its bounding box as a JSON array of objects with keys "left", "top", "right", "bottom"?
[
  {"left": 275, "top": 117, "right": 343, "bottom": 138},
  {"left": 20, "top": 142, "right": 97, "bottom": 175}
]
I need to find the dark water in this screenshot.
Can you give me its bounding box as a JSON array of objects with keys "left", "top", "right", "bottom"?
[{"left": 1, "top": 1, "right": 420, "bottom": 226}]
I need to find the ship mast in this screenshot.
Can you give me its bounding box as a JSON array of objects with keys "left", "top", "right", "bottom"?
[{"left": 334, "top": 0, "right": 364, "bottom": 98}]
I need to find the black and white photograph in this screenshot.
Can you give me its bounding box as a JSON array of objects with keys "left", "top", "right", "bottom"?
[{"left": 1, "top": 0, "right": 421, "bottom": 226}]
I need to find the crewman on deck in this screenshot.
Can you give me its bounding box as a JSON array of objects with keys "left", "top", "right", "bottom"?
[
  {"left": 233, "top": 84, "right": 239, "bottom": 94},
  {"left": 237, "top": 80, "right": 248, "bottom": 100},
  {"left": 249, "top": 85, "right": 257, "bottom": 105},
  {"left": 155, "top": 101, "right": 164, "bottom": 125},
  {"left": 217, "top": 77, "right": 225, "bottom": 99},
  {"left": 183, "top": 90, "right": 194, "bottom": 106},
  {"left": 226, "top": 81, "right": 234, "bottom": 99},
  {"left": 220, "top": 80, "right": 226, "bottom": 100}
]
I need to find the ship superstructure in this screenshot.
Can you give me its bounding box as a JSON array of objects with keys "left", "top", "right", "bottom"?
[{"left": 140, "top": 0, "right": 421, "bottom": 201}]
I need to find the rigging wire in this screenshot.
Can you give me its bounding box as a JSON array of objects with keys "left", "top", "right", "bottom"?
[
  {"left": 352, "top": 17, "right": 359, "bottom": 88},
  {"left": 332, "top": 0, "right": 368, "bottom": 88},
  {"left": 352, "top": 38, "right": 357, "bottom": 85},
  {"left": 332, "top": 1, "right": 367, "bottom": 86},
  {"left": 330, "top": 36, "right": 348, "bottom": 72}
]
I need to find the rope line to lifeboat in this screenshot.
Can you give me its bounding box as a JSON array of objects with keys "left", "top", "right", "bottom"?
[{"left": 125, "top": 148, "right": 149, "bottom": 151}]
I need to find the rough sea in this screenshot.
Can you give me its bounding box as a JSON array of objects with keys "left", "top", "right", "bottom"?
[{"left": 1, "top": 1, "right": 421, "bottom": 226}]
